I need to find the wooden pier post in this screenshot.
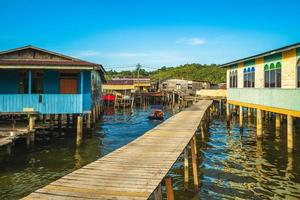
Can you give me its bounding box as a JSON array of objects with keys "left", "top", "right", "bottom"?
[
  {"left": 86, "top": 113, "right": 91, "bottom": 129},
  {"left": 275, "top": 113, "right": 281, "bottom": 130},
  {"left": 6, "top": 144, "right": 12, "bottom": 156},
  {"left": 239, "top": 106, "right": 243, "bottom": 129},
  {"left": 190, "top": 137, "right": 199, "bottom": 192},
  {"left": 153, "top": 183, "right": 162, "bottom": 200},
  {"left": 67, "top": 114, "right": 70, "bottom": 128},
  {"left": 165, "top": 176, "right": 174, "bottom": 200},
  {"left": 57, "top": 114, "right": 62, "bottom": 129},
  {"left": 76, "top": 115, "right": 83, "bottom": 146},
  {"left": 256, "top": 109, "right": 263, "bottom": 139},
  {"left": 50, "top": 114, "right": 55, "bottom": 130},
  {"left": 93, "top": 107, "right": 96, "bottom": 125},
  {"left": 29, "top": 115, "right": 35, "bottom": 131},
  {"left": 287, "top": 115, "right": 294, "bottom": 153},
  {"left": 247, "top": 107, "right": 251, "bottom": 117},
  {"left": 184, "top": 147, "right": 189, "bottom": 190}
]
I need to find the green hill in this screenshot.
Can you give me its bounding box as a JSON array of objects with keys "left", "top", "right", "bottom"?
[{"left": 105, "top": 63, "right": 226, "bottom": 84}]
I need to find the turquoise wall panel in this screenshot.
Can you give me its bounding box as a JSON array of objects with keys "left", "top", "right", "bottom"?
[
  {"left": 0, "top": 70, "right": 19, "bottom": 94},
  {"left": 228, "top": 89, "right": 300, "bottom": 111},
  {"left": 0, "top": 94, "right": 83, "bottom": 114},
  {"left": 82, "top": 71, "right": 91, "bottom": 111}
]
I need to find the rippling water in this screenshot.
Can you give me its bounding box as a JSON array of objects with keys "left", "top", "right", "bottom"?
[
  {"left": 168, "top": 113, "right": 300, "bottom": 199},
  {"left": 0, "top": 106, "right": 174, "bottom": 199},
  {"left": 1, "top": 107, "right": 300, "bottom": 200}
]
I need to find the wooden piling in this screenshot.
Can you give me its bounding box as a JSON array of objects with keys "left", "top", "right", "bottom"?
[
  {"left": 153, "top": 183, "right": 162, "bottom": 200},
  {"left": 287, "top": 115, "right": 294, "bottom": 153},
  {"left": 57, "top": 114, "right": 62, "bottom": 129},
  {"left": 275, "top": 113, "right": 281, "bottom": 130},
  {"left": 256, "top": 109, "right": 263, "bottom": 139},
  {"left": 190, "top": 137, "right": 199, "bottom": 192},
  {"left": 86, "top": 113, "right": 91, "bottom": 129},
  {"left": 6, "top": 144, "right": 12, "bottom": 156},
  {"left": 29, "top": 115, "right": 35, "bottom": 131},
  {"left": 76, "top": 115, "right": 83, "bottom": 146},
  {"left": 184, "top": 147, "right": 189, "bottom": 190},
  {"left": 239, "top": 106, "right": 243, "bottom": 129},
  {"left": 165, "top": 176, "right": 174, "bottom": 200}
]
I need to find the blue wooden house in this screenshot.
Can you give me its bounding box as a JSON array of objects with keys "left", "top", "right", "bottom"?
[{"left": 0, "top": 45, "right": 105, "bottom": 116}]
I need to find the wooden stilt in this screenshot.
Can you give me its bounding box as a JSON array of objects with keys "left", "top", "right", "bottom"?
[
  {"left": 184, "top": 147, "right": 189, "bottom": 190},
  {"left": 165, "top": 176, "right": 174, "bottom": 200},
  {"left": 29, "top": 115, "right": 35, "bottom": 131},
  {"left": 287, "top": 115, "right": 294, "bottom": 153},
  {"left": 239, "top": 106, "right": 243, "bottom": 129},
  {"left": 67, "top": 114, "right": 70, "bottom": 128},
  {"left": 256, "top": 109, "right": 263, "bottom": 139},
  {"left": 93, "top": 107, "right": 96, "bottom": 125},
  {"left": 50, "top": 114, "right": 55, "bottom": 130},
  {"left": 57, "top": 114, "right": 62, "bottom": 129},
  {"left": 6, "top": 144, "right": 12, "bottom": 156},
  {"left": 247, "top": 107, "right": 251, "bottom": 117},
  {"left": 275, "top": 113, "right": 281, "bottom": 130},
  {"left": 190, "top": 137, "right": 199, "bottom": 192},
  {"left": 153, "top": 183, "right": 162, "bottom": 200},
  {"left": 76, "top": 115, "right": 83, "bottom": 146},
  {"left": 86, "top": 113, "right": 91, "bottom": 129}
]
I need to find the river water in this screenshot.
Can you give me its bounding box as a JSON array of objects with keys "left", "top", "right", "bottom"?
[
  {"left": 0, "top": 106, "right": 175, "bottom": 199},
  {"left": 168, "top": 113, "right": 300, "bottom": 199},
  {"left": 1, "top": 107, "right": 300, "bottom": 199}
]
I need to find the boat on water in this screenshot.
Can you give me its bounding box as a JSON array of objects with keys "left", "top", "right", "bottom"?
[{"left": 148, "top": 109, "right": 164, "bottom": 120}]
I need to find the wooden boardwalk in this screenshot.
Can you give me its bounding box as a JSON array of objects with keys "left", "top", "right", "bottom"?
[{"left": 23, "top": 100, "right": 212, "bottom": 200}]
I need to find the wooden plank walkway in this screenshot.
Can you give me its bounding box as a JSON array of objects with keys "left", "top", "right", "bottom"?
[{"left": 23, "top": 100, "right": 212, "bottom": 200}]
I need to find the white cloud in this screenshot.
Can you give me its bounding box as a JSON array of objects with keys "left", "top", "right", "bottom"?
[{"left": 177, "top": 37, "right": 205, "bottom": 46}]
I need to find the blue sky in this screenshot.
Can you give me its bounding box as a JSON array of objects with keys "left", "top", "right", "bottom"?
[{"left": 1, "top": 0, "right": 300, "bottom": 71}]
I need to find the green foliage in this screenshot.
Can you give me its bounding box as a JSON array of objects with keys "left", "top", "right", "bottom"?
[{"left": 105, "top": 63, "right": 226, "bottom": 84}]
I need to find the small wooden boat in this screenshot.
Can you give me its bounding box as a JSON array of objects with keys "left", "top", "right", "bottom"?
[{"left": 148, "top": 109, "right": 164, "bottom": 120}]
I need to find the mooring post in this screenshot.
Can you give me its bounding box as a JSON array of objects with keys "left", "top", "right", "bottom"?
[
  {"left": 190, "top": 137, "right": 199, "bottom": 192},
  {"left": 287, "top": 115, "right": 294, "bottom": 153},
  {"left": 184, "top": 147, "right": 189, "bottom": 190},
  {"left": 256, "top": 109, "right": 263, "bottom": 139},
  {"left": 165, "top": 176, "right": 174, "bottom": 200},
  {"left": 76, "top": 115, "right": 83, "bottom": 146}
]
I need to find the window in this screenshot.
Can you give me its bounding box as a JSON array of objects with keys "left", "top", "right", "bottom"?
[
  {"left": 243, "top": 67, "right": 255, "bottom": 88},
  {"left": 32, "top": 71, "right": 43, "bottom": 94},
  {"left": 297, "top": 59, "right": 300, "bottom": 87},
  {"left": 176, "top": 84, "right": 181, "bottom": 90},
  {"left": 188, "top": 83, "right": 193, "bottom": 89},
  {"left": 229, "top": 70, "right": 238, "bottom": 88},
  {"left": 264, "top": 62, "right": 281, "bottom": 88}
]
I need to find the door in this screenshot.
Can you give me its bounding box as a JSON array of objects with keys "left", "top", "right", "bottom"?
[{"left": 60, "top": 79, "right": 77, "bottom": 94}]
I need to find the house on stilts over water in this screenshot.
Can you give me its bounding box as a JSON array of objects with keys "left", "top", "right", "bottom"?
[
  {"left": 0, "top": 45, "right": 105, "bottom": 142},
  {"left": 221, "top": 42, "right": 300, "bottom": 153}
]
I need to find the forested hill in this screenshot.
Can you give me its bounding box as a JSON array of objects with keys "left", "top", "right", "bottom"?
[{"left": 105, "top": 63, "right": 226, "bottom": 84}]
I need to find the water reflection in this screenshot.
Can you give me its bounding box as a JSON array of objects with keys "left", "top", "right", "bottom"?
[{"left": 169, "top": 114, "right": 300, "bottom": 199}]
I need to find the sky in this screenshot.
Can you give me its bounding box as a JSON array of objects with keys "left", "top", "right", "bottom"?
[{"left": 1, "top": 0, "right": 300, "bottom": 71}]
